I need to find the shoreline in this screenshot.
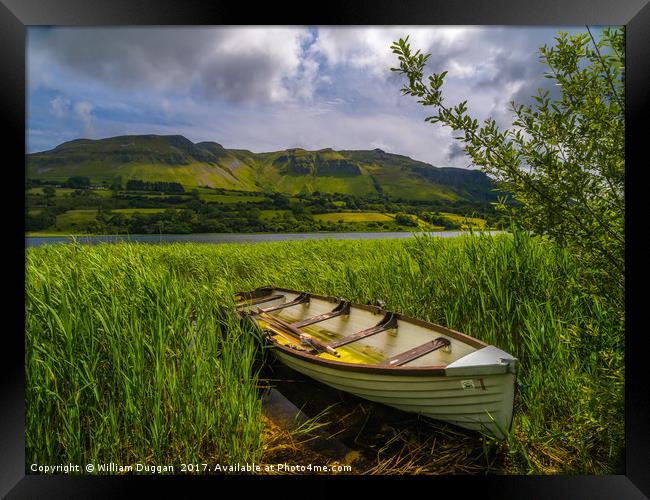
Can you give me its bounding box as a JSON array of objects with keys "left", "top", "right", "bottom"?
[{"left": 25, "top": 228, "right": 499, "bottom": 238}]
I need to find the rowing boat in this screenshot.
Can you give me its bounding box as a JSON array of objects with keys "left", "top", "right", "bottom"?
[{"left": 235, "top": 286, "right": 518, "bottom": 439}]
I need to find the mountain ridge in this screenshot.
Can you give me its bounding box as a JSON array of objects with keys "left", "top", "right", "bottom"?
[{"left": 27, "top": 134, "right": 496, "bottom": 202}]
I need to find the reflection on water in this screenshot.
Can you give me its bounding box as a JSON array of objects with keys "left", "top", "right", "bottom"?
[{"left": 25, "top": 230, "right": 503, "bottom": 248}]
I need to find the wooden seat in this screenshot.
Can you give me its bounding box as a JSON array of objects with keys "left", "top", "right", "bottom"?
[
  {"left": 253, "top": 293, "right": 310, "bottom": 314},
  {"left": 377, "top": 337, "right": 450, "bottom": 367},
  {"left": 235, "top": 293, "right": 284, "bottom": 308},
  {"left": 235, "top": 287, "right": 273, "bottom": 301},
  {"left": 328, "top": 313, "right": 397, "bottom": 349},
  {"left": 292, "top": 300, "right": 350, "bottom": 328}
]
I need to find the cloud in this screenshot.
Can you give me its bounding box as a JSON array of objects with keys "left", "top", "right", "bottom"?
[
  {"left": 310, "top": 26, "right": 469, "bottom": 77},
  {"left": 446, "top": 142, "right": 467, "bottom": 164},
  {"left": 29, "top": 27, "right": 319, "bottom": 104},
  {"left": 306, "top": 26, "right": 565, "bottom": 130},
  {"left": 49, "top": 96, "right": 70, "bottom": 117},
  {"left": 74, "top": 101, "right": 95, "bottom": 136}
]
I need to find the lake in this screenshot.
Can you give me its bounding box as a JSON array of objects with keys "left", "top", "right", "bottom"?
[{"left": 25, "top": 230, "right": 503, "bottom": 248}]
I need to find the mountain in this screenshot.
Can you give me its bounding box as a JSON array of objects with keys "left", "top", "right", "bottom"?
[{"left": 26, "top": 134, "right": 496, "bottom": 202}]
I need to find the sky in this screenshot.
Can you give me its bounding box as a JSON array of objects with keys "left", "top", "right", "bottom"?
[{"left": 27, "top": 26, "right": 596, "bottom": 168}]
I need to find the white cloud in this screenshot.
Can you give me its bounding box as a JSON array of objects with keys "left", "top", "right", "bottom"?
[
  {"left": 310, "top": 27, "right": 470, "bottom": 77},
  {"left": 49, "top": 96, "right": 70, "bottom": 117},
  {"left": 30, "top": 27, "right": 321, "bottom": 104},
  {"left": 74, "top": 101, "right": 95, "bottom": 136}
]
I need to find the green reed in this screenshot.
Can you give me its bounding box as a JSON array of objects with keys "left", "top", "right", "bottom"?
[
  {"left": 25, "top": 229, "right": 623, "bottom": 474},
  {"left": 26, "top": 243, "right": 263, "bottom": 470}
]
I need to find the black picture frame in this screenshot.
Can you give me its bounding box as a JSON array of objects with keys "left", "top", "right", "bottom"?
[{"left": 4, "top": 0, "right": 648, "bottom": 497}]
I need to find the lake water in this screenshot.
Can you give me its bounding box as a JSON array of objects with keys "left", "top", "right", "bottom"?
[{"left": 25, "top": 230, "right": 503, "bottom": 248}]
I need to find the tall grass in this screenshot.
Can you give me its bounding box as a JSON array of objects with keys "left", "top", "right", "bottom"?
[
  {"left": 25, "top": 230, "right": 624, "bottom": 473},
  {"left": 25, "top": 244, "right": 263, "bottom": 470}
]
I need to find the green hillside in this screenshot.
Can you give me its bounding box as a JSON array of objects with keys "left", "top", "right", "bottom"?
[
  {"left": 27, "top": 135, "right": 497, "bottom": 203},
  {"left": 27, "top": 135, "right": 261, "bottom": 191}
]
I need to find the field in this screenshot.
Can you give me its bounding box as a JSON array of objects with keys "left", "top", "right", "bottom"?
[
  {"left": 54, "top": 209, "right": 171, "bottom": 232},
  {"left": 112, "top": 208, "right": 169, "bottom": 214},
  {"left": 55, "top": 209, "right": 100, "bottom": 228},
  {"left": 29, "top": 185, "right": 267, "bottom": 205},
  {"left": 25, "top": 232, "right": 624, "bottom": 474},
  {"left": 313, "top": 212, "right": 393, "bottom": 223},
  {"left": 312, "top": 211, "right": 446, "bottom": 231},
  {"left": 259, "top": 209, "right": 291, "bottom": 221},
  {"left": 28, "top": 187, "right": 113, "bottom": 198},
  {"left": 199, "top": 194, "right": 268, "bottom": 203},
  {"left": 439, "top": 212, "right": 487, "bottom": 229}
]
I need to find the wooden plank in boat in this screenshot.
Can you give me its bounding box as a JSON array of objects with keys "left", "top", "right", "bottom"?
[
  {"left": 378, "top": 337, "right": 450, "bottom": 367},
  {"left": 292, "top": 300, "right": 350, "bottom": 328},
  {"left": 254, "top": 293, "right": 310, "bottom": 314},
  {"left": 235, "top": 293, "right": 284, "bottom": 308},
  {"left": 328, "top": 312, "right": 397, "bottom": 349},
  {"left": 234, "top": 287, "right": 274, "bottom": 301}
]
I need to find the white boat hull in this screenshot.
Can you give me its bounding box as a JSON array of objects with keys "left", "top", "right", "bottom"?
[{"left": 274, "top": 349, "right": 516, "bottom": 439}]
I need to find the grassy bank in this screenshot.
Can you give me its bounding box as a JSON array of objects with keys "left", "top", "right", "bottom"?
[{"left": 25, "top": 231, "right": 624, "bottom": 474}]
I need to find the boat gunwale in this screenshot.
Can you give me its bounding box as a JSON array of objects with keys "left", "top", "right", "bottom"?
[{"left": 241, "top": 285, "right": 496, "bottom": 377}]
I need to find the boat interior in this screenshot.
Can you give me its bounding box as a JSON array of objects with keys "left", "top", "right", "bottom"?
[{"left": 234, "top": 287, "right": 484, "bottom": 367}]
